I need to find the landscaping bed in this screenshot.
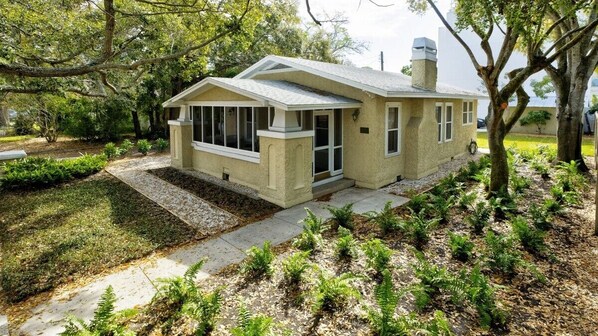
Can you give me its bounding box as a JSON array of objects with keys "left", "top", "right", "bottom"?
[
  {"left": 76, "top": 148, "right": 597, "bottom": 335},
  {"left": 148, "top": 167, "right": 282, "bottom": 223},
  {"left": 0, "top": 173, "right": 201, "bottom": 303}
]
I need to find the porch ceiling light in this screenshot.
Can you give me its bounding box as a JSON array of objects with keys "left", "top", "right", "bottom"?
[{"left": 352, "top": 108, "right": 361, "bottom": 121}]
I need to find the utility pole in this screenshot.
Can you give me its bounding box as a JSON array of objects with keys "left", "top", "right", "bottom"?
[{"left": 380, "top": 51, "right": 384, "bottom": 71}]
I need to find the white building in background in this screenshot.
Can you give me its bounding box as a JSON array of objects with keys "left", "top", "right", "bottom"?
[{"left": 437, "top": 10, "right": 596, "bottom": 119}]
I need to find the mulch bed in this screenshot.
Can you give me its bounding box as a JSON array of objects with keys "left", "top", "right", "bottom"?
[
  {"left": 148, "top": 167, "right": 282, "bottom": 223},
  {"left": 132, "top": 154, "right": 598, "bottom": 335}
]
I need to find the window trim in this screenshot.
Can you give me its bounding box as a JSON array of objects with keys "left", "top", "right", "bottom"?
[
  {"left": 445, "top": 102, "right": 453, "bottom": 142},
  {"left": 436, "top": 103, "right": 444, "bottom": 144},
  {"left": 385, "top": 102, "right": 401, "bottom": 157},
  {"left": 462, "top": 100, "right": 474, "bottom": 126}
]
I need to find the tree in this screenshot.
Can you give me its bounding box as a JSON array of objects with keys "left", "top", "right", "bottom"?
[
  {"left": 401, "top": 64, "right": 413, "bottom": 76},
  {"left": 519, "top": 110, "right": 552, "bottom": 134},
  {"left": 402, "top": 0, "right": 598, "bottom": 194},
  {"left": 0, "top": 0, "right": 253, "bottom": 96},
  {"left": 544, "top": 4, "right": 598, "bottom": 171}
]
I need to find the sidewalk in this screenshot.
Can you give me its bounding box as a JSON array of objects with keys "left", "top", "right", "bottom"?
[{"left": 17, "top": 166, "right": 408, "bottom": 335}]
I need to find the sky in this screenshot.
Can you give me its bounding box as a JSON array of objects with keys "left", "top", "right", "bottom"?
[{"left": 297, "top": 0, "right": 453, "bottom": 73}]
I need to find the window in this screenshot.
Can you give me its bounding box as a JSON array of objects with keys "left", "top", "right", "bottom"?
[
  {"left": 191, "top": 105, "right": 272, "bottom": 154},
  {"left": 436, "top": 102, "right": 453, "bottom": 143},
  {"left": 445, "top": 103, "right": 453, "bottom": 141},
  {"left": 462, "top": 101, "right": 473, "bottom": 125},
  {"left": 385, "top": 103, "right": 401, "bottom": 155}
]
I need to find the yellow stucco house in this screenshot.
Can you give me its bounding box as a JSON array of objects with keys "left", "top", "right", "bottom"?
[{"left": 163, "top": 38, "right": 484, "bottom": 208}]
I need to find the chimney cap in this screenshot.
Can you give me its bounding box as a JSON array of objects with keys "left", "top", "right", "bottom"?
[{"left": 412, "top": 37, "right": 437, "bottom": 61}]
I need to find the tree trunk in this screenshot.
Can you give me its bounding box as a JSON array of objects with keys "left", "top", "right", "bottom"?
[
  {"left": 556, "top": 76, "right": 590, "bottom": 171},
  {"left": 148, "top": 110, "right": 156, "bottom": 136},
  {"left": 488, "top": 114, "right": 509, "bottom": 194},
  {"left": 131, "top": 110, "right": 142, "bottom": 139}
]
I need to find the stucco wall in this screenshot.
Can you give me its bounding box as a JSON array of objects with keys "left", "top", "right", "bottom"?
[
  {"left": 191, "top": 149, "right": 262, "bottom": 191},
  {"left": 505, "top": 107, "right": 557, "bottom": 135}
]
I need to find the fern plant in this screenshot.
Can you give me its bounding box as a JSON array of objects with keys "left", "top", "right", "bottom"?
[
  {"left": 311, "top": 270, "right": 361, "bottom": 313},
  {"left": 466, "top": 202, "right": 491, "bottom": 235},
  {"left": 448, "top": 233, "right": 474, "bottom": 262},
  {"left": 406, "top": 193, "right": 429, "bottom": 214},
  {"left": 282, "top": 251, "right": 311, "bottom": 285},
  {"left": 181, "top": 287, "right": 223, "bottom": 335},
  {"left": 241, "top": 241, "right": 275, "bottom": 278},
  {"left": 530, "top": 159, "right": 550, "bottom": 179},
  {"left": 488, "top": 192, "right": 517, "bottom": 221},
  {"left": 327, "top": 203, "right": 354, "bottom": 230},
  {"left": 483, "top": 231, "right": 545, "bottom": 282},
  {"left": 461, "top": 266, "right": 507, "bottom": 328},
  {"left": 431, "top": 194, "right": 455, "bottom": 223},
  {"left": 231, "top": 303, "right": 274, "bottom": 336},
  {"left": 474, "top": 168, "right": 491, "bottom": 191},
  {"left": 365, "top": 201, "right": 404, "bottom": 234},
  {"left": 529, "top": 203, "right": 552, "bottom": 231},
  {"left": 362, "top": 238, "right": 393, "bottom": 275},
  {"left": 543, "top": 198, "right": 564, "bottom": 216},
  {"left": 61, "top": 286, "right": 136, "bottom": 336},
  {"left": 511, "top": 216, "right": 547, "bottom": 255},
  {"left": 404, "top": 210, "right": 438, "bottom": 250},
  {"left": 411, "top": 256, "right": 466, "bottom": 310},
  {"left": 335, "top": 227, "right": 358, "bottom": 259},
  {"left": 367, "top": 269, "right": 404, "bottom": 336},
  {"left": 293, "top": 208, "right": 327, "bottom": 253},
  {"left": 458, "top": 192, "right": 477, "bottom": 210}
]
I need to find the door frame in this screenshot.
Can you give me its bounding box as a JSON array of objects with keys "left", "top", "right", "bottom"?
[{"left": 312, "top": 109, "right": 343, "bottom": 187}]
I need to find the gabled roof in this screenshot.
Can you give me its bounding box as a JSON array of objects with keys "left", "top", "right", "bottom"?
[
  {"left": 162, "top": 78, "right": 361, "bottom": 110},
  {"left": 236, "top": 55, "right": 486, "bottom": 99}
]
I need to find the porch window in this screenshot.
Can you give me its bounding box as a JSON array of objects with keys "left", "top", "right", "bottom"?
[
  {"left": 191, "top": 105, "right": 273, "bottom": 154},
  {"left": 462, "top": 101, "right": 473, "bottom": 125},
  {"left": 385, "top": 103, "right": 401, "bottom": 156}
]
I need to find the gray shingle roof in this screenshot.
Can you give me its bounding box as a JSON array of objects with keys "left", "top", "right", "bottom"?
[
  {"left": 237, "top": 55, "right": 485, "bottom": 98},
  {"left": 211, "top": 78, "right": 360, "bottom": 108},
  {"left": 513, "top": 96, "right": 557, "bottom": 108}
]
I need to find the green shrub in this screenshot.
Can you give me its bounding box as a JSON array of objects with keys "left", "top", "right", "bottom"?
[
  {"left": 466, "top": 202, "right": 491, "bottom": 235},
  {"left": 311, "top": 271, "right": 360, "bottom": 313},
  {"left": 483, "top": 232, "right": 521, "bottom": 275},
  {"left": 537, "top": 145, "right": 557, "bottom": 162},
  {"left": 531, "top": 159, "right": 550, "bottom": 179},
  {"left": 458, "top": 192, "right": 477, "bottom": 210},
  {"left": 335, "top": 227, "right": 358, "bottom": 259},
  {"left": 137, "top": 139, "right": 152, "bottom": 155},
  {"left": 438, "top": 173, "right": 464, "bottom": 195},
  {"left": 153, "top": 259, "right": 223, "bottom": 335},
  {"left": 462, "top": 266, "right": 507, "bottom": 329},
  {"left": 365, "top": 201, "right": 403, "bottom": 234},
  {"left": 543, "top": 198, "right": 564, "bottom": 216},
  {"left": 555, "top": 160, "right": 585, "bottom": 190},
  {"left": 474, "top": 168, "right": 491, "bottom": 191},
  {"left": 282, "top": 251, "right": 310, "bottom": 285},
  {"left": 405, "top": 211, "right": 438, "bottom": 249},
  {"left": 61, "top": 286, "right": 136, "bottom": 336},
  {"left": 511, "top": 216, "right": 547, "bottom": 255},
  {"left": 466, "top": 160, "right": 481, "bottom": 178},
  {"left": 448, "top": 233, "right": 474, "bottom": 262},
  {"left": 406, "top": 193, "right": 429, "bottom": 214},
  {"left": 293, "top": 209, "right": 326, "bottom": 252},
  {"left": 529, "top": 204, "right": 552, "bottom": 231},
  {"left": 155, "top": 138, "right": 169, "bottom": 152},
  {"left": 411, "top": 257, "right": 465, "bottom": 310},
  {"left": 362, "top": 239, "right": 393, "bottom": 275},
  {"left": 62, "top": 96, "right": 131, "bottom": 141},
  {"left": 1, "top": 155, "right": 107, "bottom": 189},
  {"left": 550, "top": 184, "right": 581, "bottom": 206},
  {"left": 488, "top": 192, "right": 517, "bottom": 220},
  {"left": 431, "top": 194, "right": 455, "bottom": 223},
  {"left": 103, "top": 142, "right": 119, "bottom": 159},
  {"left": 510, "top": 174, "right": 531, "bottom": 194},
  {"left": 231, "top": 304, "right": 274, "bottom": 336},
  {"left": 478, "top": 155, "right": 491, "bottom": 169},
  {"left": 326, "top": 203, "right": 354, "bottom": 230},
  {"left": 241, "top": 241, "right": 275, "bottom": 278},
  {"left": 119, "top": 139, "right": 134, "bottom": 155},
  {"left": 367, "top": 269, "right": 404, "bottom": 336}
]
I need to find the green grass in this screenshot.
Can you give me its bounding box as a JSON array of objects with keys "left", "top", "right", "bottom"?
[
  {"left": 0, "top": 175, "right": 199, "bottom": 302},
  {"left": 0, "top": 134, "right": 35, "bottom": 143},
  {"left": 477, "top": 132, "right": 595, "bottom": 157}
]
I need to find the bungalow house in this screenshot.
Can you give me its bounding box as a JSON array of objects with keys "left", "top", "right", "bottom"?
[{"left": 163, "top": 38, "right": 484, "bottom": 208}]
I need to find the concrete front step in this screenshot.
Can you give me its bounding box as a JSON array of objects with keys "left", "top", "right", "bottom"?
[{"left": 312, "top": 178, "right": 355, "bottom": 199}]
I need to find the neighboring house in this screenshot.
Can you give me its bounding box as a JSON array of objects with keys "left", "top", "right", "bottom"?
[
  {"left": 505, "top": 97, "right": 557, "bottom": 135},
  {"left": 163, "top": 38, "right": 483, "bottom": 208}
]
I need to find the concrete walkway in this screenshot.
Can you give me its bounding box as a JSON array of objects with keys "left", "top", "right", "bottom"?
[{"left": 18, "top": 161, "right": 408, "bottom": 335}]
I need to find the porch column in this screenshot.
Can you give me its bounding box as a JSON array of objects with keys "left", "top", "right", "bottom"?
[
  {"left": 257, "top": 130, "right": 314, "bottom": 208},
  {"left": 168, "top": 104, "right": 193, "bottom": 169}
]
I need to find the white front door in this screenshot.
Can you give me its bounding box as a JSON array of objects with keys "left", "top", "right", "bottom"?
[{"left": 313, "top": 110, "right": 343, "bottom": 185}]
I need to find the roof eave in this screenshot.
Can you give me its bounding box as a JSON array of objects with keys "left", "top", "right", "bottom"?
[
  {"left": 285, "top": 102, "right": 363, "bottom": 111},
  {"left": 386, "top": 91, "right": 487, "bottom": 99}
]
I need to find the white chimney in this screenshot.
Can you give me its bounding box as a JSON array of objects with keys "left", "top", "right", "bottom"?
[{"left": 411, "top": 37, "right": 438, "bottom": 91}]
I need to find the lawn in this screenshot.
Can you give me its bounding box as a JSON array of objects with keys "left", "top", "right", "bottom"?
[
  {"left": 0, "top": 174, "right": 200, "bottom": 302},
  {"left": 476, "top": 132, "right": 595, "bottom": 156},
  {"left": 0, "top": 134, "right": 34, "bottom": 143}
]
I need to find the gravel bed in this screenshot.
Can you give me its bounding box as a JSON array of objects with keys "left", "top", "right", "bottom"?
[{"left": 382, "top": 152, "right": 484, "bottom": 195}]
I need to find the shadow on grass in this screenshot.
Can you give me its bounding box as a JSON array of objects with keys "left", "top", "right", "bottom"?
[{"left": 0, "top": 175, "right": 199, "bottom": 303}]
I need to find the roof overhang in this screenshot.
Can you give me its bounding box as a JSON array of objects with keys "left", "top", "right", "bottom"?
[{"left": 162, "top": 78, "right": 363, "bottom": 111}]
